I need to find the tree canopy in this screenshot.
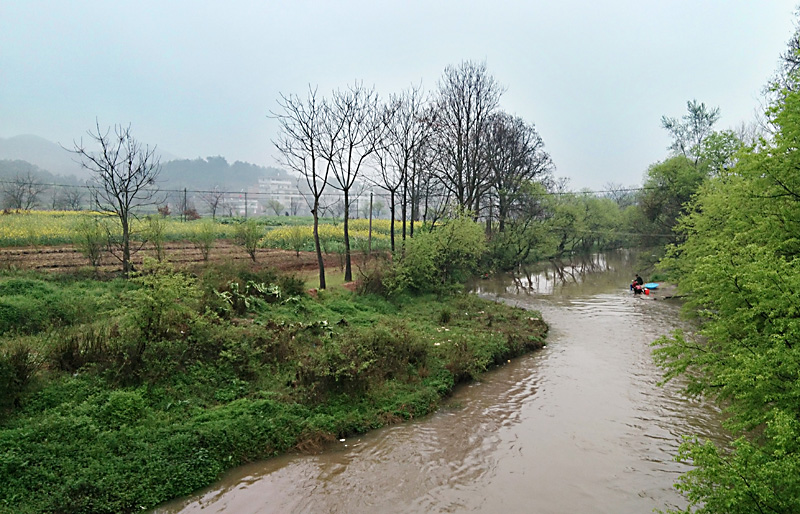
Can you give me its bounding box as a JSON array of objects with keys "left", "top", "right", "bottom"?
[{"left": 653, "top": 65, "right": 800, "bottom": 514}]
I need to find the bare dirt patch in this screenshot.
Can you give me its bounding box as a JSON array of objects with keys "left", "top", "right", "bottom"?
[{"left": 0, "top": 240, "right": 362, "bottom": 276}]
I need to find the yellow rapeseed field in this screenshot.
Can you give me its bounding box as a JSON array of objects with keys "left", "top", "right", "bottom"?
[
  {"left": 0, "top": 211, "right": 400, "bottom": 249},
  {"left": 0, "top": 211, "right": 237, "bottom": 247}
]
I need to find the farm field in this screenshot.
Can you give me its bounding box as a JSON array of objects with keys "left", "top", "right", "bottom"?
[
  {"left": 0, "top": 211, "right": 394, "bottom": 274},
  {"left": 0, "top": 241, "right": 365, "bottom": 275}
]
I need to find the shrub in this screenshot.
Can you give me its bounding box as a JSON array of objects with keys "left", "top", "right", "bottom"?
[
  {"left": 111, "top": 262, "right": 203, "bottom": 382},
  {"left": 295, "top": 320, "right": 428, "bottom": 401},
  {"left": 144, "top": 215, "right": 167, "bottom": 262},
  {"left": 277, "top": 273, "right": 306, "bottom": 297},
  {"left": 0, "top": 338, "right": 41, "bottom": 409},
  {"left": 73, "top": 217, "right": 108, "bottom": 267},
  {"left": 99, "top": 389, "right": 147, "bottom": 429},
  {"left": 391, "top": 213, "right": 487, "bottom": 294},
  {"left": 189, "top": 219, "right": 217, "bottom": 261},
  {"left": 50, "top": 322, "right": 114, "bottom": 372},
  {"left": 236, "top": 219, "right": 263, "bottom": 262},
  {"left": 0, "top": 278, "right": 81, "bottom": 335}
]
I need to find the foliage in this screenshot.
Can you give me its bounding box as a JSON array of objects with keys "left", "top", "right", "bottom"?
[
  {"left": 652, "top": 74, "right": 800, "bottom": 513},
  {"left": 73, "top": 216, "right": 108, "bottom": 267},
  {"left": 144, "top": 215, "right": 166, "bottom": 262},
  {"left": 0, "top": 265, "right": 547, "bottom": 513},
  {"left": 636, "top": 155, "right": 706, "bottom": 247},
  {"left": 661, "top": 99, "right": 721, "bottom": 162},
  {"left": 389, "top": 213, "right": 487, "bottom": 294},
  {"left": 188, "top": 219, "right": 217, "bottom": 261},
  {"left": 235, "top": 219, "right": 263, "bottom": 262}
]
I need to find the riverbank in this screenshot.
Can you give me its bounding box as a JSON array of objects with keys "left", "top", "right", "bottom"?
[{"left": 0, "top": 263, "right": 547, "bottom": 513}]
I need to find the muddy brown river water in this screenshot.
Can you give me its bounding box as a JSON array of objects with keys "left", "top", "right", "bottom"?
[{"left": 156, "top": 251, "right": 726, "bottom": 513}]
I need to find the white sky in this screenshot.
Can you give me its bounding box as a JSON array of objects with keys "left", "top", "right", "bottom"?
[{"left": 1, "top": 1, "right": 796, "bottom": 190}]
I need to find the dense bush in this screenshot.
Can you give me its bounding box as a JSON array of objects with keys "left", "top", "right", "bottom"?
[{"left": 388, "top": 213, "right": 487, "bottom": 294}]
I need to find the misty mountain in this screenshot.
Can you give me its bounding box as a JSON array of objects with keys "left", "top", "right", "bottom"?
[
  {"left": 0, "top": 135, "right": 290, "bottom": 193},
  {"left": 0, "top": 159, "right": 83, "bottom": 186},
  {"left": 0, "top": 135, "right": 87, "bottom": 178}
]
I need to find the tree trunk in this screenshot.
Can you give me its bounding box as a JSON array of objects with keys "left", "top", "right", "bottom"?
[
  {"left": 343, "top": 189, "right": 352, "bottom": 282},
  {"left": 390, "top": 191, "right": 396, "bottom": 253},
  {"left": 312, "top": 203, "right": 326, "bottom": 290},
  {"left": 121, "top": 215, "right": 131, "bottom": 277}
]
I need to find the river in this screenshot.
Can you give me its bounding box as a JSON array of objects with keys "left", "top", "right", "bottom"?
[{"left": 156, "top": 251, "right": 726, "bottom": 514}]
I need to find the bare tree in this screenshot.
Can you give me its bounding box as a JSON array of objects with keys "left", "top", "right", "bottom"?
[
  {"left": 431, "top": 60, "right": 503, "bottom": 216},
  {"left": 72, "top": 122, "right": 162, "bottom": 276},
  {"left": 602, "top": 182, "right": 637, "bottom": 209},
  {"left": 52, "top": 186, "right": 85, "bottom": 211},
  {"left": 321, "top": 82, "right": 383, "bottom": 281},
  {"left": 273, "top": 87, "right": 343, "bottom": 290},
  {"left": 290, "top": 195, "right": 301, "bottom": 216},
  {"left": 484, "top": 112, "right": 553, "bottom": 232},
  {"left": 374, "top": 117, "right": 404, "bottom": 252},
  {"left": 200, "top": 186, "right": 226, "bottom": 219},
  {"left": 266, "top": 198, "right": 285, "bottom": 216},
  {"left": 380, "top": 85, "right": 432, "bottom": 247},
  {"left": 1, "top": 171, "right": 48, "bottom": 210}
]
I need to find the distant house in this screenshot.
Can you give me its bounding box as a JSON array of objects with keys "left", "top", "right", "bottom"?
[
  {"left": 258, "top": 177, "right": 307, "bottom": 216},
  {"left": 227, "top": 189, "right": 261, "bottom": 217}
]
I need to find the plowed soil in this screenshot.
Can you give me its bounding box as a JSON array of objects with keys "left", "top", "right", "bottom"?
[{"left": 0, "top": 240, "right": 355, "bottom": 276}]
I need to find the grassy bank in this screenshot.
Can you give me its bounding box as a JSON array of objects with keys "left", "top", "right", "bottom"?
[{"left": 0, "top": 263, "right": 547, "bottom": 513}]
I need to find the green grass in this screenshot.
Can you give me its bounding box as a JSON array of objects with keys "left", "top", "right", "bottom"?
[{"left": 0, "top": 264, "right": 547, "bottom": 513}]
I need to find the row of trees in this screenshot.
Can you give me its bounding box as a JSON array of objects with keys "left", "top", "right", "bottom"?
[
  {"left": 0, "top": 161, "right": 85, "bottom": 211},
  {"left": 22, "top": 60, "right": 679, "bottom": 284},
  {"left": 638, "top": 17, "right": 800, "bottom": 513},
  {"left": 273, "top": 61, "right": 555, "bottom": 288}
]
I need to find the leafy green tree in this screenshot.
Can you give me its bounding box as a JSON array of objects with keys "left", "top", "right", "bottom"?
[
  {"left": 487, "top": 181, "right": 554, "bottom": 269},
  {"left": 694, "top": 129, "right": 744, "bottom": 176},
  {"left": 661, "top": 100, "right": 721, "bottom": 163},
  {"left": 545, "top": 192, "right": 588, "bottom": 257},
  {"left": 636, "top": 156, "right": 705, "bottom": 246},
  {"left": 653, "top": 70, "right": 800, "bottom": 514}
]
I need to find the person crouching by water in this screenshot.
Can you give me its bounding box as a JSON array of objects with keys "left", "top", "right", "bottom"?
[{"left": 630, "top": 274, "right": 644, "bottom": 294}]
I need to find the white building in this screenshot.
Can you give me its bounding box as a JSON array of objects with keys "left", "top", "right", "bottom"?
[{"left": 258, "top": 177, "right": 306, "bottom": 215}]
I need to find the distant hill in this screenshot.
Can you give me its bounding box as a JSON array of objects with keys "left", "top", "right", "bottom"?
[
  {"left": 159, "top": 156, "right": 291, "bottom": 191},
  {"left": 0, "top": 135, "right": 290, "bottom": 192},
  {"left": 0, "top": 135, "right": 87, "bottom": 179}
]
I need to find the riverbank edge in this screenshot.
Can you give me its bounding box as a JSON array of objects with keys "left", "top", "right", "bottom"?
[{"left": 0, "top": 269, "right": 548, "bottom": 514}]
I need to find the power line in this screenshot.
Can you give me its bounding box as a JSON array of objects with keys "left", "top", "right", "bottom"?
[{"left": 0, "top": 178, "right": 657, "bottom": 199}]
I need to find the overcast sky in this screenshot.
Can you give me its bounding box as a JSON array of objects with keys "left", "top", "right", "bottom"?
[{"left": 1, "top": 1, "right": 796, "bottom": 190}]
